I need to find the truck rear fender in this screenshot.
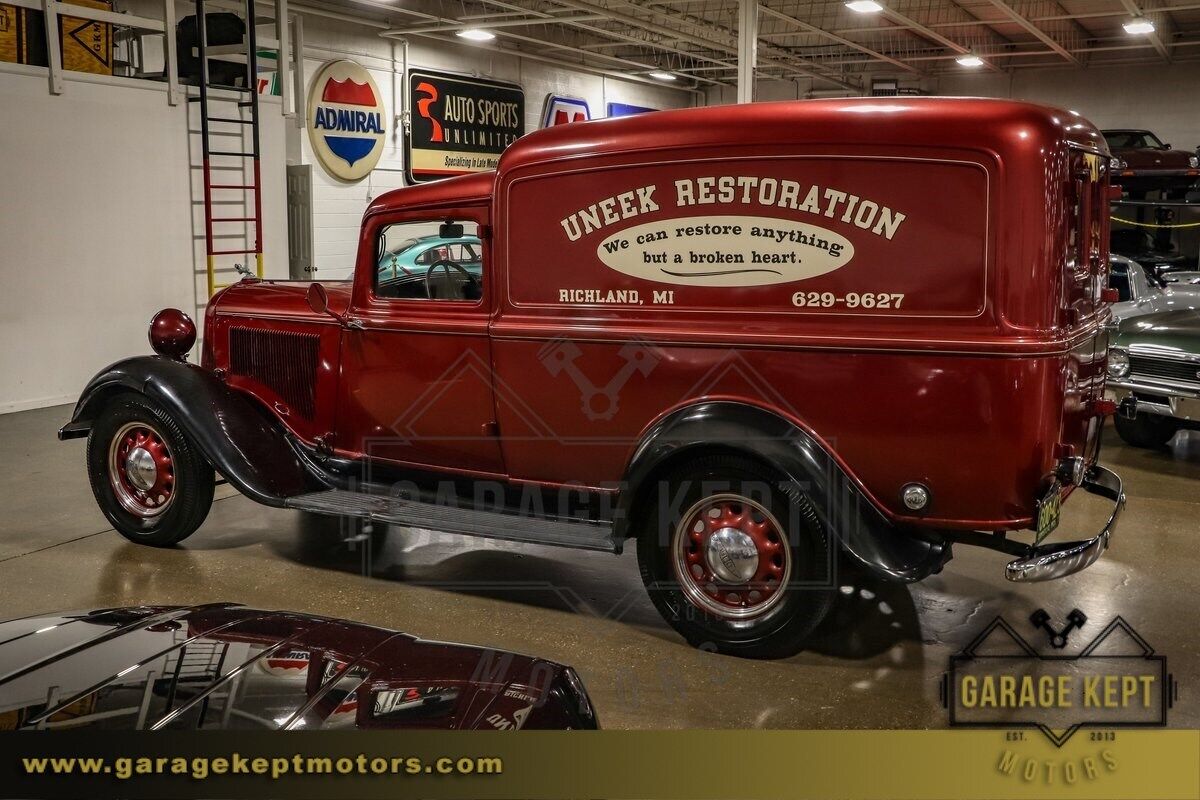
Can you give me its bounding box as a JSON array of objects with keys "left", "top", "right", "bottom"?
[
  {"left": 616, "top": 401, "right": 949, "bottom": 583},
  {"left": 58, "top": 357, "right": 323, "bottom": 507}
]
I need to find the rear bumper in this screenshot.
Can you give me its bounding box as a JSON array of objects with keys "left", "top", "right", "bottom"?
[{"left": 1004, "top": 466, "right": 1125, "bottom": 582}]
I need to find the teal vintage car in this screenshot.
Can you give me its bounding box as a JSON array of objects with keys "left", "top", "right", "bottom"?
[
  {"left": 1107, "top": 309, "right": 1200, "bottom": 447},
  {"left": 376, "top": 234, "right": 483, "bottom": 300}
]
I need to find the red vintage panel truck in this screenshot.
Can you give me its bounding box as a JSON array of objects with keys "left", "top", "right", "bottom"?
[{"left": 62, "top": 98, "right": 1124, "bottom": 658}]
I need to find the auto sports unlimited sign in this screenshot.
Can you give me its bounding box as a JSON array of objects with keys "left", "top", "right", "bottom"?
[{"left": 407, "top": 69, "right": 524, "bottom": 184}]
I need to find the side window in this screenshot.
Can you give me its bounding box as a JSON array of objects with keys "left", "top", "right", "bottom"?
[
  {"left": 375, "top": 219, "right": 483, "bottom": 301},
  {"left": 1109, "top": 269, "right": 1132, "bottom": 302}
]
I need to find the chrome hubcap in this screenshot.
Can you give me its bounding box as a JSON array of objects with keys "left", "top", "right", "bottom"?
[
  {"left": 705, "top": 527, "right": 759, "bottom": 583},
  {"left": 125, "top": 447, "right": 157, "bottom": 491},
  {"left": 671, "top": 492, "right": 792, "bottom": 620},
  {"left": 108, "top": 422, "right": 175, "bottom": 519}
]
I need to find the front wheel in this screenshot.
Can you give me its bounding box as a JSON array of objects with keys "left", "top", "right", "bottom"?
[
  {"left": 1114, "top": 412, "right": 1180, "bottom": 449},
  {"left": 86, "top": 392, "right": 215, "bottom": 546},
  {"left": 634, "top": 454, "right": 833, "bottom": 659}
]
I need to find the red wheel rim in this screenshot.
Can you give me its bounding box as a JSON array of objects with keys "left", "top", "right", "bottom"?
[
  {"left": 671, "top": 493, "right": 791, "bottom": 620},
  {"left": 108, "top": 422, "right": 176, "bottom": 518}
]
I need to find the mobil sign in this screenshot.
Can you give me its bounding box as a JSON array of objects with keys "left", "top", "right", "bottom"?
[{"left": 540, "top": 95, "right": 591, "bottom": 128}]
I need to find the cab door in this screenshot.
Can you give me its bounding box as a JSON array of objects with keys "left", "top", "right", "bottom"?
[{"left": 333, "top": 205, "right": 504, "bottom": 477}]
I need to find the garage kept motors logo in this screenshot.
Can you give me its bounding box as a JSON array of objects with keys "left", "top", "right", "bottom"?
[
  {"left": 943, "top": 609, "right": 1177, "bottom": 746},
  {"left": 307, "top": 59, "right": 387, "bottom": 182}
]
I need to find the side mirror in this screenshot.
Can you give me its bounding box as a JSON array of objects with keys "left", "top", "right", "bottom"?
[
  {"left": 306, "top": 282, "right": 329, "bottom": 315},
  {"left": 1163, "top": 143, "right": 1172, "bottom": 150},
  {"left": 439, "top": 221, "right": 464, "bottom": 239},
  {"left": 306, "top": 282, "right": 365, "bottom": 330}
]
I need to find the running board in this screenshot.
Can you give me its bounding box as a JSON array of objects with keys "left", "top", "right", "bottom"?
[{"left": 284, "top": 490, "right": 618, "bottom": 553}]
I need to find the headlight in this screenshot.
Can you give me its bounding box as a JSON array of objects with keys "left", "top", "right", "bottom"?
[
  {"left": 1190, "top": 155, "right": 1199, "bottom": 169},
  {"left": 1110, "top": 157, "right": 1122, "bottom": 170},
  {"left": 1107, "top": 349, "right": 1130, "bottom": 379}
]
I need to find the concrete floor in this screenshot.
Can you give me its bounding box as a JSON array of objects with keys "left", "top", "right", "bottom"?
[{"left": 1, "top": 403, "right": 1197, "bottom": 729}]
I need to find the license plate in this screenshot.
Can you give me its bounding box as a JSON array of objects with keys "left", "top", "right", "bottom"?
[{"left": 1036, "top": 481, "right": 1063, "bottom": 543}]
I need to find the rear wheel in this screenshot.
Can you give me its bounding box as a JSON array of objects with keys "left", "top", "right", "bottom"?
[
  {"left": 1114, "top": 412, "right": 1180, "bottom": 449},
  {"left": 87, "top": 393, "right": 214, "bottom": 546},
  {"left": 635, "top": 454, "right": 833, "bottom": 659}
]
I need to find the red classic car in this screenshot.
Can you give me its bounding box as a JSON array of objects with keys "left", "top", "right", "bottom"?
[
  {"left": 61, "top": 99, "right": 1124, "bottom": 658},
  {"left": 1103, "top": 128, "right": 1200, "bottom": 199}
]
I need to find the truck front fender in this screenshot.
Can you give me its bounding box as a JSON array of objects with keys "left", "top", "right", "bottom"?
[
  {"left": 616, "top": 401, "right": 949, "bottom": 583},
  {"left": 58, "top": 357, "right": 323, "bottom": 507}
]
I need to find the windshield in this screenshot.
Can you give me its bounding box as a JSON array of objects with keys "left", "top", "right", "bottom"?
[{"left": 1103, "top": 131, "right": 1165, "bottom": 149}]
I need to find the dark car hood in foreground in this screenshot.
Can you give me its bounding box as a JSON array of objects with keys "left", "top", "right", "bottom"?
[
  {"left": 1114, "top": 309, "right": 1200, "bottom": 350},
  {"left": 0, "top": 604, "right": 596, "bottom": 731}
]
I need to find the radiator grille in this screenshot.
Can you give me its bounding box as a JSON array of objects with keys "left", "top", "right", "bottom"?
[
  {"left": 229, "top": 327, "right": 319, "bottom": 418},
  {"left": 1129, "top": 355, "right": 1200, "bottom": 386}
]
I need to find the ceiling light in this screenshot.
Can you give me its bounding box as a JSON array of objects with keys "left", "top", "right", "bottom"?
[
  {"left": 1123, "top": 17, "right": 1155, "bottom": 34},
  {"left": 456, "top": 28, "right": 496, "bottom": 41},
  {"left": 845, "top": 0, "right": 883, "bottom": 12},
  {"left": 955, "top": 54, "right": 985, "bottom": 67},
  {"left": 648, "top": 70, "right": 677, "bottom": 81}
]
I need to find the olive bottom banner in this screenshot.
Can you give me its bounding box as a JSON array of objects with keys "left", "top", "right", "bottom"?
[{"left": 0, "top": 730, "right": 1196, "bottom": 799}]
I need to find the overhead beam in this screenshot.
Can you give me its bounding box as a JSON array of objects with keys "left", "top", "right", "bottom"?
[
  {"left": 759, "top": 5, "right": 919, "bottom": 73},
  {"left": 620, "top": 0, "right": 862, "bottom": 88},
  {"left": 545, "top": 0, "right": 861, "bottom": 90},
  {"left": 880, "top": 6, "right": 1003, "bottom": 72},
  {"left": 1120, "top": 0, "right": 1172, "bottom": 62},
  {"left": 383, "top": 13, "right": 604, "bottom": 35},
  {"left": 399, "top": 31, "right": 715, "bottom": 90},
  {"left": 984, "top": 0, "right": 1080, "bottom": 65}
]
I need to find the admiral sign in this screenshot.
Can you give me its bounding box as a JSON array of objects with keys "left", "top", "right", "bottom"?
[
  {"left": 407, "top": 69, "right": 525, "bottom": 184},
  {"left": 307, "top": 59, "right": 387, "bottom": 182}
]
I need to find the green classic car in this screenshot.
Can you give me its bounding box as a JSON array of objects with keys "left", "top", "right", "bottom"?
[
  {"left": 1107, "top": 309, "right": 1200, "bottom": 447},
  {"left": 376, "top": 233, "right": 483, "bottom": 300}
]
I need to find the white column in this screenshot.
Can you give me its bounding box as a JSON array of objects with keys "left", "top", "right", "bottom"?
[
  {"left": 42, "top": 0, "right": 63, "bottom": 94},
  {"left": 737, "top": 0, "right": 757, "bottom": 103},
  {"left": 276, "top": 0, "right": 291, "bottom": 117},
  {"left": 163, "top": 0, "right": 179, "bottom": 104}
]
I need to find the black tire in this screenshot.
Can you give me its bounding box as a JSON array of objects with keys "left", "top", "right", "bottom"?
[
  {"left": 634, "top": 453, "right": 834, "bottom": 659},
  {"left": 86, "top": 392, "right": 215, "bottom": 546},
  {"left": 1114, "top": 412, "right": 1180, "bottom": 449}
]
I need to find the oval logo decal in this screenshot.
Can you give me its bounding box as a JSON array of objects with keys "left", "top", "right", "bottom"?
[
  {"left": 596, "top": 216, "right": 854, "bottom": 287},
  {"left": 307, "top": 59, "right": 386, "bottom": 182}
]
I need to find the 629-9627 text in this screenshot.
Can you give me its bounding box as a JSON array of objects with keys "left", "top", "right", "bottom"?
[{"left": 792, "top": 291, "right": 905, "bottom": 310}]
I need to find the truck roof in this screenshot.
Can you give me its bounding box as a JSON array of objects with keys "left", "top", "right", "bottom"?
[
  {"left": 367, "top": 97, "right": 1105, "bottom": 215},
  {"left": 502, "top": 96, "right": 1105, "bottom": 169}
]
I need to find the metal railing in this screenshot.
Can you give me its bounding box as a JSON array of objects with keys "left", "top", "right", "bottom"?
[{"left": 1, "top": 0, "right": 300, "bottom": 118}]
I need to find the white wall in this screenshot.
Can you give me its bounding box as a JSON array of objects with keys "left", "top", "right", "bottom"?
[
  {"left": 298, "top": 21, "right": 694, "bottom": 279},
  {"left": 0, "top": 71, "right": 286, "bottom": 413},
  {"left": 709, "top": 62, "right": 1200, "bottom": 155},
  {"left": 935, "top": 62, "right": 1200, "bottom": 152},
  {"left": 0, "top": 10, "right": 691, "bottom": 413}
]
